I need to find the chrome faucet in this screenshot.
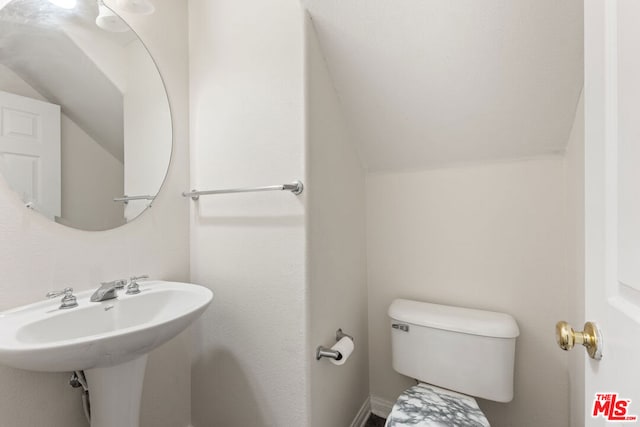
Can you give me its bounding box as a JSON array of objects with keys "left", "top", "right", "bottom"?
[
  {"left": 90, "top": 279, "right": 127, "bottom": 302},
  {"left": 90, "top": 276, "right": 149, "bottom": 302}
]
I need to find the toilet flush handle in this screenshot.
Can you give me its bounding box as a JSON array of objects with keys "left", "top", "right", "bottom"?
[{"left": 392, "top": 323, "right": 409, "bottom": 332}]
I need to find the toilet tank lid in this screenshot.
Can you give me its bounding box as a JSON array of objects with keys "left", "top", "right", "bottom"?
[{"left": 388, "top": 299, "right": 520, "bottom": 338}]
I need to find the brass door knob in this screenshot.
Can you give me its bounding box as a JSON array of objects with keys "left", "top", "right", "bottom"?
[{"left": 555, "top": 321, "right": 603, "bottom": 360}]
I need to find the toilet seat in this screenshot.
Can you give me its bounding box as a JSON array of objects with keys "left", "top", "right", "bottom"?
[{"left": 385, "top": 383, "right": 490, "bottom": 427}]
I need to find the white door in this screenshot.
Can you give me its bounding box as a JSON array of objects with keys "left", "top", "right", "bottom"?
[
  {"left": 584, "top": 0, "right": 640, "bottom": 424},
  {"left": 0, "top": 90, "right": 61, "bottom": 219}
]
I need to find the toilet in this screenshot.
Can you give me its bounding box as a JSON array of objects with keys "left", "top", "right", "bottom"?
[{"left": 386, "top": 299, "right": 520, "bottom": 426}]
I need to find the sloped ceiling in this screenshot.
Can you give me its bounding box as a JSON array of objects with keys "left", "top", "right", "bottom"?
[
  {"left": 0, "top": 22, "right": 125, "bottom": 162},
  {"left": 0, "top": 0, "right": 132, "bottom": 162},
  {"left": 303, "top": 0, "right": 583, "bottom": 171}
]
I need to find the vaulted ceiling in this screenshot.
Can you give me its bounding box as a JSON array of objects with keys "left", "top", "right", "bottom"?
[{"left": 304, "top": 0, "right": 583, "bottom": 171}]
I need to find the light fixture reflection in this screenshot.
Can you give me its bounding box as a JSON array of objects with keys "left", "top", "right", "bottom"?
[
  {"left": 48, "top": 0, "right": 77, "bottom": 8},
  {"left": 116, "top": 0, "right": 155, "bottom": 15},
  {"left": 95, "top": 0, "right": 129, "bottom": 33}
]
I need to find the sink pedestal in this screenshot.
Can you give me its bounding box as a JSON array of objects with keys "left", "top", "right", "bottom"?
[{"left": 85, "top": 355, "right": 148, "bottom": 427}]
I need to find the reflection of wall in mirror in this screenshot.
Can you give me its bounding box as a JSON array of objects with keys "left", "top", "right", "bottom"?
[
  {"left": 59, "top": 19, "right": 169, "bottom": 225},
  {"left": 60, "top": 17, "right": 128, "bottom": 94},
  {"left": 123, "top": 40, "right": 171, "bottom": 222},
  {"left": 0, "top": 65, "right": 126, "bottom": 230}
]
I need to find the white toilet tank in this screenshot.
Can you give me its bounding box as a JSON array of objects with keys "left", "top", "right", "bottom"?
[{"left": 388, "top": 299, "right": 519, "bottom": 403}]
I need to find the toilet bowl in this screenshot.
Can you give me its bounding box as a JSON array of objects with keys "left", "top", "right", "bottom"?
[{"left": 386, "top": 299, "right": 520, "bottom": 426}]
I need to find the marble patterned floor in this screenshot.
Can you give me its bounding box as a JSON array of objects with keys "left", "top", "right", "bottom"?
[{"left": 364, "top": 414, "right": 386, "bottom": 427}]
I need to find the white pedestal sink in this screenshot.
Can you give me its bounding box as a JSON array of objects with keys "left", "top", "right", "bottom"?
[{"left": 0, "top": 281, "right": 213, "bottom": 427}]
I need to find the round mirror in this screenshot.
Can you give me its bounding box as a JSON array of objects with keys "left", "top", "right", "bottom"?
[{"left": 0, "top": 0, "right": 172, "bottom": 231}]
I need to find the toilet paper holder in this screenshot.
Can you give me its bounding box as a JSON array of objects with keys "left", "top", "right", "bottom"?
[{"left": 316, "top": 329, "right": 353, "bottom": 361}]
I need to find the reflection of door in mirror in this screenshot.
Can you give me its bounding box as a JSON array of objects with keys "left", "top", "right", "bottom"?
[{"left": 0, "top": 90, "right": 61, "bottom": 219}]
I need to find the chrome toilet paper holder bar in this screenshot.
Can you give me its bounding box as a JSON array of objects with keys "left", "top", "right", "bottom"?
[{"left": 316, "top": 329, "right": 353, "bottom": 361}]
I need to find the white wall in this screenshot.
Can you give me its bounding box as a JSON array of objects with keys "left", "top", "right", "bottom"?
[
  {"left": 565, "top": 92, "right": 584, "bottom": 427},
  {"left": 305, "top": 17, "right": 369, "bottom": 427},
  {"left": 188, "top": 0, "right": 308, "bottom": 425},
  {"left": 0, "top": 1, "right": 191, "bottom": 426},
  {"left": 366, "top": 157, "right": 569, "bottom": 427}
]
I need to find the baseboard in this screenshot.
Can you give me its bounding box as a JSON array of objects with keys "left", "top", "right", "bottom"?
[
  {"left": 350, "top": 397, "right": 372, "bottom": 427},
  {"left": 189, "top": 397, "right": 390, "bottom": 427},
  {"left": 370, "top": 395, "right": 394, "bottom": 419}
]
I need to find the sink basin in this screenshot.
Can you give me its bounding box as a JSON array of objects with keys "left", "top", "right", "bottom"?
[
  {"left": 0, "top": 280, "right": 212, "bottom": 372},
  {"left": 0, "top": 280, "right": 212, "bottom": 427}
]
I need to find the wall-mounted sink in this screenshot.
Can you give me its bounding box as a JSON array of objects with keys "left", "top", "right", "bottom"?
[
  {"left": 0, "top": 280, "right": 213, "bottom": 427},
  {"left": 0, "top": 280, "right": 212, "bottom": 372}
]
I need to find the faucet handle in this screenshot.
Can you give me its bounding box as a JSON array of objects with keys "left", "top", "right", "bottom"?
[
  {"left": 126, "top": 275, "right": 148, "bottom": 295},
  {"left": 101, "top": 279, "right": 127, "bottom": 289},
  {"left": 46, "top": 287, "right": 78, "bottom": 309}
]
